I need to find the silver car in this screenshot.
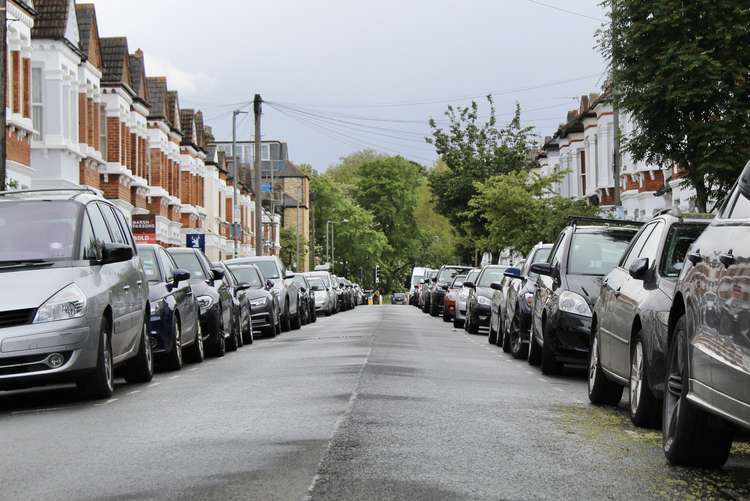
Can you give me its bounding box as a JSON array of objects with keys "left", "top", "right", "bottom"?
[
  {"left": 0, "top": 189, "right": 152, "bottom": 399},
  {"left": 306, "top": 270, "right": 337, "bottom": 315}
]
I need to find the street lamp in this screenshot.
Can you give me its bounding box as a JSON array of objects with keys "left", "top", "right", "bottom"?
[{"left": 326, "top": 219, "right": 349, "bottom": 272}]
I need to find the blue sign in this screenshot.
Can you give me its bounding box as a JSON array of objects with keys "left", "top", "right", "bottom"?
[
  {"left": 261, "top": 183, "right": 272, "bottom": 193},
  {"left": 186, "top": 234, "right": 205, "bottom": 252}
]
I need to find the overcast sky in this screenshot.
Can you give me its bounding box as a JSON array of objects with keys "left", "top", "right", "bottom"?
[{"left": 93, "top": 0, "right": 608, "bottom": 169}]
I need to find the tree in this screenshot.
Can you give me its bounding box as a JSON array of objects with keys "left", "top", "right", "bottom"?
[
  {"left": 279, "top": 227, "right": 298, "bottom": 270},
  {"left": 324, "top": 150, "right": 386, "bottom": 195},
  {"left": 414, "top": 180, "right": 460, "bottom": 267},
  {"left": 470, "top": 170, "right": 599, "bottom": 256},
  {"left": 600, "top": 0, "right": 750, "bottom": 211}
]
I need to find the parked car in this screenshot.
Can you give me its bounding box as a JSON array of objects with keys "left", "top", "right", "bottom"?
[
  {"left": 291, "top": 273, "right": 316, "bottom": 325},
  {"left": 226, "top": 263, "right": 280, "bottom": 338},
  {"left": 430, "top": 265, "right": 472, "bottom": 317},
  {"left": 587, "top": 209, "right": 708, "bottom": 428},
  {"left": 442, "top": 274, "right": 467, "bottom": 322},
  {"left": 529, "top": 218, "right": 640, "bottom": 375},
  {"left": 465, "top": 265, "right": 508, "bottom": 334},
  {"left": 392, "top": 292, "right": 407, "bottom": 305},
  {"left": 421, "top": 269, "right": 438, "bottom": 313},
  {"left": 410, "top": 266, "right": 427, "bottom": 306},
  {"left": 307, "top": 270, "right": 337, "bottom": 315},
  {"left": 0, "top": 190, "right": 152, "bottom": 399},
  {"left": 454, "top": 269, "right": 481, "bottom": 328},
  {"left": 659, "top": 164, "right": 750, "bottom": 467},
  {"left": 226, "top": 256, "right": 300, "bottom": 331},
  {"left": 488, "top": 261, "right": 525, "bottom": 346},
  {"left": 168, "top": 248, "right": 232, "bottom": 357},
  {"left": 305, "top": 274, "right": 332, "bottom": 315},
  {"left": 214, "top": 262, "right": 254, "bottom": 348},
  {"left": 493, "top": 244, "right": 552, "bottom": 358},
  {"left": 139, "top": 244, "right": 203, "bottom": 370}
]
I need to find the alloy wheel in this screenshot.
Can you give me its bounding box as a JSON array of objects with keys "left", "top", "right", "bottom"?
[
  {"left": 175, "top": 322, "right": 183, "bottom": 366},
  {"left": 664, "top": 333, "right": 684, "bottom": 447},
  {"left": 103, "top": 336, "right": 113, "bottom": 393},
  {"left": 630, "top": 340, "right": 644, "bottom": 416},
  {"left": 588, "top": 334, "right": 599, "bottom": 392},
  {"left": 144, "top": 323, "right": 154, "bottom": 376}
]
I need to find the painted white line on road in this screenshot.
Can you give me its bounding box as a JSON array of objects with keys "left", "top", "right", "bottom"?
[
  {"left": 94, "top": 398, "right": 118, "bottom": 407},
  {"left": 128, "top": 390, "right": 141, "bottom": 395},
  {"left": 537, "top": 378, "right": 548, "bottom": 383},
  {"left": 168, "top": 375, "right": 180, "bottom": 380},
  {"left": 148, "top": 382, "right": 160, "bottom": 388}
]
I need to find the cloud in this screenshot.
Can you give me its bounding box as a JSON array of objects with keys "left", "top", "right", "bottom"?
[{"left": 143, "top": 53, "right": 212, "bottom": 98}]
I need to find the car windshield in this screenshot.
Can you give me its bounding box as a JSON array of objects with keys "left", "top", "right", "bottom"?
[
  {"left": 465, "top": 271, "right": 480, "bottom": 284},
  {"left": 170, "top": 252, "right": 207, "bottom": 280},
  {"left": 0, "top": 201, "right": 80, "bottom": 261},
  {"left": 254, "top": 260, "right": 280, "bottom": 279},
  {"left": 293, "top": 275, "right": 307, "bottom": 287},
  {"left": 661, "top": 224, "right": 706, "bottom": 277},
  {"left": 228, "top": 266, "right": 263, "bottom": 287},
  {"left": 437, "top": 268, "right": 464, "bottom": 284},
  {"left": 307, "top": 277, "right": 325, "bottom": 289},
  {"left": 478, "top": 267, "right": 507, "bottom": 287},
  {"left": 452, "top": 276, "right": 466, "bottom": 288},
  {"left": 568, "top": 231, "right": 635, "bottom": 275},
  {"left": 139, "top": 247, "right": 162, "bottom": 282},
  {"left": 532, "top": 247, "right": 551, "bottom": 265}
]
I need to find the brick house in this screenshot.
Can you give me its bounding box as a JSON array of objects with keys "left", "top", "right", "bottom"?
[{"left": 5, "top": 0, "right": 36, "bottom": 190}]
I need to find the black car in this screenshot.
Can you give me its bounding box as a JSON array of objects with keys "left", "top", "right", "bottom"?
[
  {"left": 227, "top": 263, "right": 280, "bottom": 338},
  {"left": 494, "top": 244, "right": 553, "bottom": 358},
  {"left": 168, "top": 248, "right": 233, "bottom": 357},
  {"left": 529, "top": 218, "right": 640, "bottom": 375},
  {"left": 588, "top": 210, "right": 708, "bottom": 428},
  {"left": 430, "top": 265, "right": 471, "bottom": 317},
  {"left": 214, "top": 262, "right": 254, "bottom": 348},
  {"left": 291, "top": 273, "right": 317, "bottom": 325},
  {"left": 138, "top": 244, "right": 203, "bottom": 370},
  {"left": 421, "top": 270, "right": 438, "bottom": 313},
  {"left": 392, "top": 292, "right": 407, "bottom": 305},
  {"left": 464, "top": 265, "right": 508, "bottom": 334},
  {"left": 661, "top": 163, "right": 750, "bottom": 468}
]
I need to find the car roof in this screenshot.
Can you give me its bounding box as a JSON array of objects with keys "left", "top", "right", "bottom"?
[
  {"left": 167, "top": 247, "right": 198, "bottom": 254},
  {"left": 0, "top": 188, "right": 104, "bottom": 205},
  {"left": 573, "top": 225, "right": 639, "bottom": 234}
]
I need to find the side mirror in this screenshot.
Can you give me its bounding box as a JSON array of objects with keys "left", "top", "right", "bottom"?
[
  {"left": 739, "top": 160, "right": 750, "bottom": 200},
  {"left": 530, "top": 263, "right": 553, "bottom": 276},
  {"left": 265, "top": 279, "right": 274, "bottom": 290},
  {"left": 102, "top": 243, "right": 133, "bottom": 264},
  {"left": 300, "top": 287, "right": 307, "bottom": 293},
  {"left": 463, "top": 281, "right": 476, "bottom": 289},
  {"left": 490, "top": 281, "right": 503, "bottom": 291},
  {"left": 236, "top": 282, "right": 251, "bottom": 292},
  {"left": 173, "top": 268, "right": 190, "bottom": 285},
  {"left": 210, "top": 267, "right": 225, "bottom": 281},
  {"left": 628, "top": 257, "right": 650, "bottom": 280},
  {"left": 504, "top": 267, "right": 522, "bottom": 280},
  {"left": 442, "top": 284, "right": 449, "bottom": 290}
]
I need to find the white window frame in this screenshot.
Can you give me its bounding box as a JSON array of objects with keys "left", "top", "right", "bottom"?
[{"left": 31, "top": 66, "right": 43, "bottom": 140}]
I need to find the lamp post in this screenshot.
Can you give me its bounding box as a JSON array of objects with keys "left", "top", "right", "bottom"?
[{"left": 327, "top": 219, "right": 349, "bottom": 273}]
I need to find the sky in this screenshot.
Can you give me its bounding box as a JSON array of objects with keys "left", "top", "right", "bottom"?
[{"left": 92, "top": 0, "right": 608, "bottom": 170}]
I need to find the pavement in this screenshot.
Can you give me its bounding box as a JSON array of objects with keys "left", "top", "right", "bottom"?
[{"left": 1, "top": 305, "right": 749, "bottom": 500}]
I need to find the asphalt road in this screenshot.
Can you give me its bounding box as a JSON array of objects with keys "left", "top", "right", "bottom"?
[{"left": 1, "top": 305, "right": 749, "bottom": 500}]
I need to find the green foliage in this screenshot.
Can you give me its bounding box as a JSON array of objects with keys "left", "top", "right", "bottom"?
[
  {"left": 413, "top": 179, "right": 460, "bottom": 267},
  {"left": 279, "top": 227, "right": 308, "bottom": 271},
  {"left": 470, "top": 170, "right": 600, "bottom": 256},
  {"left": 324, "top": 150, "right": 386, "bottom": 195},
  {"left": 600, "top": 0, "right": 750, "bottom": 210}
]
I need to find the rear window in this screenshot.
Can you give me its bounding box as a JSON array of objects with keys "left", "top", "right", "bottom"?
[
  {"left": 254, "top": 260, "right": 280, "bottom": 279},
  {"left": 139, "top": 247, "right": 162, "bottom": 282},
  {"left": 660, "top": 224, "right": 706, "bottom": 277},
  {"left": 437, "top": 268, "right": 465, "bottom": 284},
  {"left": 0, "top": 201, "right": 80, "bottom": 261},
  {"left": 170, "top": 252, "right": 208, "bottom": 280},
  {"left": 307, "top": 277, "right": 325, "bottom": 289},
  {"left": 567, "top": 231, "right": 634, "bottom": 275},
  {"left": 478, "top": 267, "right": 506, "bottom": 287},
  {"left": 228, "top": 265, "right": 263, "bottom": 287}
]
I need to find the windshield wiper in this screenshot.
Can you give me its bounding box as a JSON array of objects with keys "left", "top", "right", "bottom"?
[{"left": 0, "top": 259, "right": 55, "bottom": 270}]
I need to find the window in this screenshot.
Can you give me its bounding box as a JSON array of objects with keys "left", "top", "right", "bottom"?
[
  {"left": 478, "top": 267, "right": 506, "bottom": 287},
  {"left": 729, "top": 191, "right": 750, "bottom": 219},
  {"left": 549, "top": 231, "right": 567, "bottom": 267},
  {"left": 170, "top": 252, "right": 208, "bottom": 280},
  {"left": 32, "top": 67, "right": 43, "bottom": 139},
  {"left": 79, "top": 213, "right": 99, "bottom": 260},
  {"left": 87, "top": 204, "right": 113, "bottom": 245},
  {"left": 660, "top": 224, "right": 706, "bottom": 277},
  {"left": 139, "top": 247, "right": 162, "bottom": 282},
  {"left": 636, "top": 222, "right": 664, "bottom": 264},
  {"left": 580, "top": 150, "right": 587, "bottom": 194},
  {"left": 100, "top": 106, "right": 107, "bottom": 159},
  {"left": 98, "top": 204, "right": 126, "bottom": 245},
  {"left": 568, "top": 230, "right": 635, "bottom": 276},
  {"left": 112, "top": 207, "right": 136, "bottom": 251},
  {"left": 229, "top": 266, "right": 263, "bottom": 288},
  {"left": 253, "top": 260, "right": 281, "bottom": 279},
  {"left": 525, "top": 247, "right": 552, "bottom": 278},
  {"left": 0, "top": 201, "right": 79, "bottom": 261},
  {"left": 622, "top": 223, "right": 657, "bottom": 270},
  {"left": 159, "top": 248, "right": 177, "bottom": 281}
]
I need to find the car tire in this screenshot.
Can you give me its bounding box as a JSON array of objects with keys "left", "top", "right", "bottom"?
[
  {"left": 509, "top": 313, "right": 527, "bottom": 360},
  {"left": 186, "top": 321, "right": 205, "bottom": 364},
  {"left": 292, "top": 310, "right": 302, "bottom": 330},
  {"left": 442, "top": 307, "right": 451, "bottom": 322},
  {"left": 488, "top": 320, "right": 498, "bottom": 345},
  {"left": 467, "top": 312, "right": 479, "bottom": 334},
  {"left": 226, "top": 318, "right": 239, "bottom": 352},
  {"left": 430, "top": 300, "right": 439, "bottom": 317},
  {"left": 587, "top": 327, "right": 623, "bottom": 405},
  {"left": 629, "top": 331, "right": 660, "bottom": 428},
  {"left": 77, "top": 318, "right": 114, "bottom": 399},
  {"left": 163, "top": 314, "right": 184, "bottom": 371},
  {"left": 501, "top": 321, "right": 512, "bottom": 353},
  {"left": 453, "top": 316, "right": 463, "bottom": 329},
  {"left": 236, "top": 312, "right": 245, "bottom": 348},
  {"left": 663, "top": 315, "right": 733, "bottom": 467},
  {"left": 281, "top": 303, "right": 291, "bottom": 332},
  {"left": 528, "top": 324, "right": 542, "bottom": 366},
  {"left": 540, "top": 320, "right": 563, "bottom": 376},
  {"left": 123, "top": 315, "right": 155, "bottom": 384}
]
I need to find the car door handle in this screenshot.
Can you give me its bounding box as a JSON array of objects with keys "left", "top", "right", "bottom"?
[
  {"left": 614, "top": 286, "right": 622, "bottom": 298},
  {"left": 719, "top": 251, "right": 736, "bottom": 268},
  {"left": 123, "top": 285, "right": 131, "bottom": 291}
]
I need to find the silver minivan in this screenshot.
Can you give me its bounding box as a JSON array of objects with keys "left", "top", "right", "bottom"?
[{"left": 0, "top": 189, "right": 152, "bottom": 399}]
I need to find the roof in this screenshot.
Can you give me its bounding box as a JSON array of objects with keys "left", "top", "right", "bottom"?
[
  {"left": 145, "top": 77, "right": 168, "bottom": 120},
  {"left": 31, "top": 0, "right": 69, "bottom": 39},
  {"left": 166, "top": 91, "right": 180, "bottom": 130},
  {"left": 100, "top": 37, "right": 132, "bottom": 87},
  {"left": 194, "top": 112, "right": 206, "bottom": 148},
  {"left": 180, "top": 109, "right": 196, "bottom": 144},
  {"left": 276, "top": 160, "right": 308, "bottom": 179},
  {"left": 75, "top": 4, "right": 94, "bottom": 54},
  {"left": 128, "top": 50, "right": 148, "bottom": 101}
]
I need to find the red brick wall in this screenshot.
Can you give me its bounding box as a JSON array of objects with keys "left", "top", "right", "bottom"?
[
  {"left": 6, "top": 131, "right": 30, "bottom": 166},
  {"left": 148, "top": 197, "right": 169, "bottom": 218},
  {"left": 101, "top": 175, "right": 130, "bottom": 201},
  {"left": 107, "top": 117, "right": 121, "bottom": 163},
  {"left": 623, "top": 175, "right": 639, "bottom": 192},
  {"left": 599, "top": 191, "right": 615, "bottom": 206},
  {"left": 639, "top": 170, "right": 665, "bottom": 193},
  {"left": 79, "top": 161, "right": 100, "bottom": 189},
  {"left": 131, "top": 187, "right": 148, "bottom": 210},
  {"left": 181, "top": 171, "right": 191, "bottom": 205},
  {"left": 170, "top": 205, "right": 181, "bottom": 224},
  {"left": 130, "top": 133, "right": 138, "bottom": 177},
  {"left": 22, "top": 58, "right": 30, "bottom": 118},
  {"left": 226, "top": 198, "right": 233, "bottom": 223},
  {"left": 78, "top": 94, "right": 87, "bottom": 145}
]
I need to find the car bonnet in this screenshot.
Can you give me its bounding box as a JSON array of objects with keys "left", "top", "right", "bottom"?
[{"left": 0, "top": 266, "right": 79, "bottom": 311}]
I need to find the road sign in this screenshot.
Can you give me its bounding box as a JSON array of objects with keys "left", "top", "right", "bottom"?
[
  {"left": 261, "top": 183, "right": 272, "bottom": 193},
  {"left": 186, "top": 234, "right": 205, "bottom": 252}
]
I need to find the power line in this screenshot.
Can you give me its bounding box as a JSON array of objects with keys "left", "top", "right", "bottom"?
[{"left": 523, "top": 0, "right": 606, "bottom": 22}]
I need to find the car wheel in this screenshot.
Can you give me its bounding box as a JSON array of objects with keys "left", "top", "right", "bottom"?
[
  {"left": 292, "top": 310, "right": 302, "bottom": 330},
  {"left": 663, "top": 315, "right": 733, "bottom": 467},
  {"left": 186, "top": 321, "right": 205, "bottom": 363},
  {"left": 587, "top": 327, "right": 623, "bottom": 405},
  {"left": 77, "top": 318, "right": 114, "bottom": 399},
  {"left": 509, "top": 313, "right": 527, "bottom": 360},
  {"left": 226, "top": 316, "right": 239, "bottom": 352},
  {"left": 629, "top": 331, "right": 660, "bottom": 428},
  {"left": 236, "top": 312, "right": 245, "bottom": 348},
  {"left": 453, "top": 316, "right": 463, "bottom": 329},
  {"left": 211, "top": 314, "right": 226, "bottom": 357},
  {"left": 430, "top": 300, "right": 439, "bottom": 317},
  {"left": 467, "top": 311, "right": 479, "bottom": 334},
  {"left": 540, "top": 320, "right": 563, "bottom": 376},
  {"left": 124, "top": 315, "right": 154, "bottom": 384},
  {"left": 527, "top": 324, "right": 541, "bottom": 366},
  {"left": 311, "top": 307, "right": 317, "bottom": 323},
  {"left": 164, "top": 314, "right": 184, "bottom": 371},
  {"left": 281, "top": 303, "right": 291, "bottom": 332},
  {"left": 488, "top": 318, "right": 498, "bottom": 345},
  {"left": 501, "top": 318, "right": 512, "bottom": 353}
]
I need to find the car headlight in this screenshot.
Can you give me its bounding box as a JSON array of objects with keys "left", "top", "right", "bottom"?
[
  {"left": 150, "top": 299, "right": 165, "bottom": 316},
  {"left": 34, "top": 283, "right": 87, "bottom": 323},
  {"left": 249, "top": 297, "right": 268, "bottom": 307},
  {"left": 477, "top": 296, "right": 491, "bottom": 306},
  {"left": 558, "top": 291, "right": 592, "bottom": 317},
  {"left": 197, "top": 295, "right": 213, "bottom": 313},
  {"left": 524, "top": 292, "right": 534, "bottom": 307}
]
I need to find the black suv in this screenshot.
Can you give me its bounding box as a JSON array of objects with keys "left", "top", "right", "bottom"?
[
  {"left": 588, "top": 209, "right": 708, "bottom": 428},
  {"left": 430, "top": 265, "right": 471, "bottom": 317},
  {"left": 661, "top": 162, "right": 750, "bottom": 468},
  {"left": 529, "top": 218, "right": 640, "bottom": 375}
]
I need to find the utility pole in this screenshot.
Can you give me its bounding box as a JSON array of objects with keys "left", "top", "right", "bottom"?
[
  {"left": 231, "top": 109, "right": 247, "bottom": 259},
  {"left": 269, "top": 157, "right": 276, "bottom": 256},
  {"left": 610, "top": 8, "right": 622, "bottom": 213},
  {"left": 0, "top": 0, "right": 7, "bottom": 191},
  {"left": 253, "top": 94, "right": 263, "bottom": 256},
  {"left": 294, "top": 182, "right": 301, "bottom": 270},
  {"left": 326, "top": 219, "right": 331, "bottom": 265}
]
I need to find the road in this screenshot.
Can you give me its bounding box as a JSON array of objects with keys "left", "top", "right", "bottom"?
[{"left": 1, "top": 305, "right": 749, "bottom": 500}]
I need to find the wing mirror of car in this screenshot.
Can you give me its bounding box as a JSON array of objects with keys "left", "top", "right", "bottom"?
[
  {"left": 172, "top": 269, "right": 190, "bottom": 285},
  {"left": 490, "top": 281, "right": 503, "bottom": 291},
  {"left": 300, "top": 286, "right": 307, "bottom": 293},
  {"left": 504, "top": 267, "right": 523, "bottom": 280},
  {"left": 529, "top": 263, "right": 553, "bottom": 276},
  {"left": 739, "top": 160, "right": 750, "bottom": 200},
  {"left": 442, "top": 284, "right": 450, "bottom": 290},
  {"left": 628, "top": 257, "right": 650, "bottom": 280},
  {"left": 236, "top": 282, "right": 252, "bottom": 292},
  {"left": 210, "top": 267, "right": 225, "bottom": 281},
  {"left": 101, "top": 242, "right": 133, "bottom": 264},
  {"left": 463, "top": 281, "right": 476, "bottom": 289},
  {"left": 265, "top": 279, "right": 274, "bottom": 290}
]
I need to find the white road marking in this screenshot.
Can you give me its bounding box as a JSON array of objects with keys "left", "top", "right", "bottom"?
[
  {"left": 128, "top": 390, "right": 141, "bottom": 395},
  {"left": 168, "top": 375, "right": 180, "bottom": 380},
  {"left": 94, "top": 398, "right": 118, "bottom": 407},
  {"left": 147, "top": 382, "right": 160, "bottom": 388}
]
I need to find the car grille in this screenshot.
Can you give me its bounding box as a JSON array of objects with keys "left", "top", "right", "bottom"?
[{"left": 0, "top": 308, "right": 35, "bottom": 328}]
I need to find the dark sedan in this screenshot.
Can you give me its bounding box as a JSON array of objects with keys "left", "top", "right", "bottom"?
[
  {"left": 214, "top": 262, "right": 254, "bottom": 348},
  {"left": 392, "top": 292, "right": 407, "bottom": 305},
  {"left": 291, "top": 273, "right": 317, "bottom": 325},
  {"left": 465, "top": 265, "right": 508, "bottom": 334},
  {"left": 430, "top": 265, "right": 471, "bottom": 317},
  {"left": 138, "top": 244, "right": 203, "bottom": 370},
  {"left": 168, "top": 248, "right": 233, "bottom": 357},
  {"left": 227, "top": 263, "right": 280, "bottom": 338}
]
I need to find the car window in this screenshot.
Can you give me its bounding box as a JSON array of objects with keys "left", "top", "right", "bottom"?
[
  {"left": 622, "top": 223, "right": 656, "bottom": 270},
  {"left": 729, "top": 191, "right": 750, "bottom": 219},
  {"left": 98, "top": 204, "right": 127, "bottom": 245},
  {"left": 466, "top": 270, "right": 480, "bottom": 284},
  {"left": 660, "top": 224, "right": 707, "bottom": 277},
  {"left": 220, "top": 265, "right": 237, "bottom": 286},
  {"left": 159, "top": 248, "right": 177, "bottom": 281},
  {"left": 87, "top": 203, "right": 113, "bottom": 245},
  {"left": 478, "top": 267, "right": 506, "bottom": 287},
  {"left": 170, "top": 252, "right": 208, "bottom": 280},
  {"left": 437, "top": 268, "right": 465, "bottom": 284},
  {"left": 279, "top": 260, "right": 287, "bottom": 278},
  {"left": 525, "top": 247, "right": 552, "bottom": 278},
  {"left": 229, "top": 265, "right": 264, "bottom": 287},
  {"left": 79, "top": 212, "right": 99, "bottom": 260},
  {"left": 113, "top": 207, "right": 136, "bottom": 251},
  {"left": 568, "top": 231, "right": 635, "bottom": 276},
  {"left": 636, "top": 222, "right": 664, "bottom": 264},
  {"left": 549, "top": 231, "right": 567, "bottom": 267},
  {"left": 0, "top": 201, "right": 80, "bottom": 262},
  {"left": 139, "top": 247, "right": 162, "bottom": 282},
  {"left": 307, "top": 277, "right": 325, "bottom": 289},
  {"left": 254, "top": 260, "right": 280, "bottom": 279}
]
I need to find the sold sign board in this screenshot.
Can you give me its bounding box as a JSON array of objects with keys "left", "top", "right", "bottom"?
[{"left": 132, "top": 214, "right": 156, "bottom": 244}]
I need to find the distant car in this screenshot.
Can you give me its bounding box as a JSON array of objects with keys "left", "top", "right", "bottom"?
[
  {"left": 0, "top": 190, "right": 152, "bottom": 399},
  {"left": 226, "top": 263, "right": 280, "bottom": 338},
  {"left": 465, "top": 265, "right": 508, "bottom": 334},
  {"left": 305, "top": 274, "right": 332, "bottom": 315},
  {"left": 421, "top": 270, "right": 438, "bottom": 313},
  {"left": 488, "top": 261, "right": 525, "bottom": 347},
  {"left": 529, "top": 218, "right": 640, "bottom": 375},
  {"left": 214, "top": 262, "right": 254, "bottom": 348},
  {"left": 443, "top": 275, "right": 467, "bottom": 322},
  {"left": 139, "top": 244, "right": 203, "bottom": 370},
  {"left": 392, "top": 292, "right": 407, "bottom": 305},
  {"left": 429, "top": 265, "right": 471, "bottom": 317},
  {"left": 168, "top": 248, "right": 233, "bottom": 357},
  {"left": 409, "top": 266, "right": 427, "bottom": 305},
  {"left": 291, "top": 273, "right": 316, "bottom": 325},
  {"left": 307, "top": 270, "right": 337, "bottom": 315},
  {"left": 454, "top": 269, "right": 480, "bottom": 328},
  {"left": 660, "top": 162, "right": 750, "bottom": 468}
]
